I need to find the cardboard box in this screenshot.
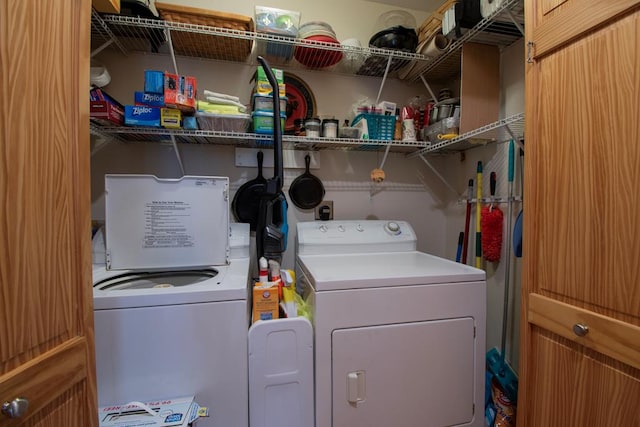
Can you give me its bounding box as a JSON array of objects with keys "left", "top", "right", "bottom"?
[
  {"left": 91, "top": 101, "right": 124, "bottom": 126},
  {"left": 252, "top": 282, "right": 279, "bottom": 323},
  {"left": 164, "top": 73, "right": 196, "bottom": 113},
  {"left": 90, "top": 88, "right": 124, "bottom": 126},
  {"left": 254, "top": 66, "right": 285, "bottom": 98},
  {"left": 92, "top": 0, "right": 120, "bottom": 14},
  {"left": 134, "top": 91, "right": 165, "bottom": 108},
  {"left": 145, "top": 70, "right": 165, "bottom": 94},
  {"left": 124, "top": 105, "right": 161, "bottom": 127},
  {"left": 161, "top": 108, "right": 182, "bottom": 128},
  {"left": 98, "top": 396, "right": 201, "bottom": 427}
]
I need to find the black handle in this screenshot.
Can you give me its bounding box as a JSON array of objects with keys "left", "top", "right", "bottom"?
[
  {"left": 256, "top": 56, "right": 283, "bottom": 194},
  {"left": 490, "top": 172, "right": 497, "bottom": 197}
]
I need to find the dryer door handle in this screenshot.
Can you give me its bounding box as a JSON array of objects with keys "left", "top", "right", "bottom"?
[{"left": 347, "top": 371, "right": 366, "bottom": 405}]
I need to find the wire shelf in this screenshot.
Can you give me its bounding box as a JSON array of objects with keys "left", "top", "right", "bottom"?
[
  {"left": 406, "top": 0, "right": 525, "bottom": 82},
  {"left": 89, "top": 123, "right": 429, "bottom": 154},
  {"left": 91, "top": 13, "right": 434, "bottom": 77},
  {"left": 407, "top": 112, "right": 525, "bottom": 158}
]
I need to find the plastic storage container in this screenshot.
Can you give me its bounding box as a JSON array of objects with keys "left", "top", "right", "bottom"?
[
  {"left": 252, "top": 94, "right": 287, "bottom": 113},
  {"left": 255, "top": 6, "right": 300, "bottom": 61},
  {"left": 195, "top": 112, "right": 251, "bottom": 132},
  {"left": 252, "top": 110, "right": 286, "bottom": 134},
  {"left": 351, "top": 113, "right": 396, "bottom": 140},
  {"left": 423, "top": 117, "right": 460, "bottom": 143}
]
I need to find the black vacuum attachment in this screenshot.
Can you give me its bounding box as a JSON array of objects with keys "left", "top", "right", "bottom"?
[{"left": 255, "top": 56, "right": 288, "bottom": 265}]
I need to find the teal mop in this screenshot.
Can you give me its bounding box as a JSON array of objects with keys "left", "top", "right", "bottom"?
[{"left": 486, "top": 140, "right": 518, "bottom": 403}]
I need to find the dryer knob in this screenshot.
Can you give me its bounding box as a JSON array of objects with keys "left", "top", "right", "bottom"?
[
  {"left": 356, "top": 224, "right": 364, "bottom": 232},
  {"left": 385, "top": 221, "right": 401, "bottom": 235},
  {"left": 338, "top": 225, "right": 345, "bottom": 232},
  {"left": 319, "top": 224, "right": 328, "bottom": 233}
]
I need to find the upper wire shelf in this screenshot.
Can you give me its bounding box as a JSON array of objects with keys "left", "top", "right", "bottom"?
[
  {"left": 406, "top": 0, "right": 524, "bottom": 82},
  {"left": 91, "top": 12, "right": 434, "bottom": 78}
]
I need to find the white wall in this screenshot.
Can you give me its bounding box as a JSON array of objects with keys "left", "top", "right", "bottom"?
[{"left": 91, "top": 0, "right": 525, "bottom": 368}]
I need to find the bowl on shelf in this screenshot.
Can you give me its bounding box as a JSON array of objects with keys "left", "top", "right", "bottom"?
[
  {"left": 298, "top": 21, "right": 336, "bottom": 39},
  {"left": 369, "top": 26, "right": 418, "bottom": 51},
  {"left": 294, "top": 35, "right": 343, "bottom": 69}
]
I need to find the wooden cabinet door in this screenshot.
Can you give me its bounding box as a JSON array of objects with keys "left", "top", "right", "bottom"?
[
  {"left": 0, "top": 1, "right": 97, "bottom": 426},
  {"left": 521, "top": 1, "right": 640, "bottom": 426}
]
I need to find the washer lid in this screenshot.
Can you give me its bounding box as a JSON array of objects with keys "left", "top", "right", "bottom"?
[{"left": 105, "top": 174, "right": 229, "bottom": 271}]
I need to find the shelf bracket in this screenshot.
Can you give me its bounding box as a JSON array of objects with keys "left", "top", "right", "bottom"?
[
  {"left": 504, "top": 124, "right": 525, "bottom": 152},
  {"left": 375, "top": 56, "right": 394, "bottom": 105},
  {"left": 170, "top": 134, "right": 186, "bottom": 176},
  {"left": 165, "top": 28, "right": 180, "bottom": 75},
  {"left": 417, "top": 154, "right": 459, "bottom": 195},
  {"left": 504, "top": 9, "right": 525, "bottom": 37},
  {"left": 91, "top": 38, "right": 115, "bottom": 58},
  {"left": 419, "top": 74, "right": 438, "bottom": 104}
]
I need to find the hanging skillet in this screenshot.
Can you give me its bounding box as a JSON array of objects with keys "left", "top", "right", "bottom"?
[
  {"left": 232, "top": 151, "right": 267, "bottom": 231},
  {"left": 288, "top": 154, "right": 325, "bottom": 209}
]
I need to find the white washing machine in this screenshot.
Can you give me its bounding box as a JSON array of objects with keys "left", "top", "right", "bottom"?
[
  {"left": 93, "top": 175, "right": 251, "bottom": 427},
  {"left": 296, "top": 220, "right": 486, "bottom": 427}
]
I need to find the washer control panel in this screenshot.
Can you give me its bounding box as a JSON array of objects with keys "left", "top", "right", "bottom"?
[{"left": 297, "top": 220, "right": 417, "bottom": 255}]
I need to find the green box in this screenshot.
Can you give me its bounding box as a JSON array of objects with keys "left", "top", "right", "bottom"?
[{"left": 255, "top": 66, "right": 285, "bottom": 97}]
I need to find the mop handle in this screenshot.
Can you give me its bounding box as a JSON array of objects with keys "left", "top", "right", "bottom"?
[
  {"left": 462, "top": 179, "right": 473, "bottom": 263},
  {"left": 475, "top": 161, "right": 483, "bottom": 268},
  {"left": 500, "top": 140, "right": 515, "bottom": 367}
]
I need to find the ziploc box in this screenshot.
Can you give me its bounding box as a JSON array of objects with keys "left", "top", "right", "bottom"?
[
  {"left": 252, "top": 282, "right": 279, "bottom": 323},
  {"left": 254, "top": 66, "right": 285, "bottom": 97},
  {"left": 98, "top": 396, "right": 201, "bottom": 427},
  {"left": 124, "top": 105, "right": 161, "bottom": 127},
  {"left": 144, "top": 70, "right": 164, "bottom": 94},
  {"left": 134, "top": 91, "right": 165, "bottom": 107}
]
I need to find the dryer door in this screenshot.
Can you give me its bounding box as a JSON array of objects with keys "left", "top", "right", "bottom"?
[{"left": 332, "top": 318, "right": 477, "bottom": 427}]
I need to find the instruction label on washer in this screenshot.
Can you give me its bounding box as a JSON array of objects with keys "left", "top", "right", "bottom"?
[{"left": 143, "top": 200, "right": 194, "bottom": 249}]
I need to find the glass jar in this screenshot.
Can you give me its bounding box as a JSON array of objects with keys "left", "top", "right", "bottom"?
[
  {"left": 322, "top": 119, "right": 339, "bottom": 138},
  {"left": 305, "top": 118, "right": 321, "bottom": 138}
]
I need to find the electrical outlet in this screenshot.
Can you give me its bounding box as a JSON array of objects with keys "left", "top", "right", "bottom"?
[{"left": 315, "top": 201, "right": 334, "bottom": 221}]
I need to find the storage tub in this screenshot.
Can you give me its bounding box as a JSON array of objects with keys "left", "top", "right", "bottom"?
[
  {"left": 195, "top": 112, "right": 251, "bottom": 132},
  {"left": 252, "top": 111, "right": 286, "bottom": 134},
  {"left": 252, "top": 94, "right": 287, "bottom": 113}
]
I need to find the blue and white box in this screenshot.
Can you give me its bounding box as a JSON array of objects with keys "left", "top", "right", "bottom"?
[
  {"left": 134, "top": 91, "right": 165, "bottom": 107},
  {"left": 125, "top": 105, "right": 162, "bottom": 127},
  {"left": 144, "top": 70, "right": 164, "bottom": 94}
]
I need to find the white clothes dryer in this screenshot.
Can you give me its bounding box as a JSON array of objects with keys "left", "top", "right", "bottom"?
[
  {"left": 93, "top": 175, "right": 251, "bottom": 427},
  {"left": 296, "top": 220, "right": 486, "bottom": 427}
]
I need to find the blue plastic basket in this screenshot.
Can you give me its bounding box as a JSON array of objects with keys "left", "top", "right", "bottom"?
[{"left": 351, "top": 113, "right": 396, "bottom": 140}]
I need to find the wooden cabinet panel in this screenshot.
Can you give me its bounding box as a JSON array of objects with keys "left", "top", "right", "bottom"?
[
  {"left": 459, "top": 43, "right": 499, "bottom": 135},
  {"left": 532, "top": 0, "right": 640, "bottom": 57},
  {"left": 521, "top": 1, "right": 640, "bottom": 425},
  {"left": 529, "top": 5, "right": 640, "bottom": 323},
  {"left": 0, "top": 0, "right": 96, "bottom": 425},
  {"left": 527, "top": 331, "right": 640, "bottom": 427}
]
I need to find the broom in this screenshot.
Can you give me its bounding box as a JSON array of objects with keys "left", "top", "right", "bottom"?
[{"left": 481, "top": 172, "right": 503, "bottom": 262}]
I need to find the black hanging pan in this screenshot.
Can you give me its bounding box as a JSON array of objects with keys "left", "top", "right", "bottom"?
[
  {"left": 288, "top": 154, "right": 325, "bottom": 209},
  {"left": 232, "top": 151, "right": 267, "bottom": 230}
]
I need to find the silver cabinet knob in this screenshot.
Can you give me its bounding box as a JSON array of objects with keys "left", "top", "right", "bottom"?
[
  {"left": 2, "top": 398, "right": 29, "bottom": 418},
  {"left": 573, "top": 323, "right": 589, "bottom": 337}
]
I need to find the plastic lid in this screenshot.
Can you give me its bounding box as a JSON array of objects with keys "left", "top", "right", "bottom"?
[{"left": 374, "top": 10, "right": 416, "bottom": 33}]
